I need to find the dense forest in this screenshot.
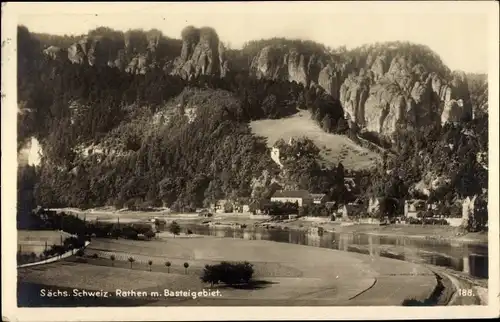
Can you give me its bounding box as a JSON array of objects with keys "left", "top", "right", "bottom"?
[{"left": 17, "top": 25, "right": 489, "bottom": 231}]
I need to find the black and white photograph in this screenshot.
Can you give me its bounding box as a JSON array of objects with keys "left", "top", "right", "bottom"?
[{"left": 2, "top": 1, "right": 499, "bottom": 321}]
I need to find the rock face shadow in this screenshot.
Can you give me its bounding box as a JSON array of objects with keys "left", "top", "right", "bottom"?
[{"left": 218, "top": 279, "right": 278, "bottom": 290}]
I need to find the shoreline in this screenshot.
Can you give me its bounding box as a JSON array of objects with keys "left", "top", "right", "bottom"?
[{"left": 52, "top": 208, "right": 488, "bottom": 244}]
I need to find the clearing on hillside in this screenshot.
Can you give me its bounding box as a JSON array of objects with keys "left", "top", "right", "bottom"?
[{"left": 250, "top": 110, "right": 380, "bottom": 170}]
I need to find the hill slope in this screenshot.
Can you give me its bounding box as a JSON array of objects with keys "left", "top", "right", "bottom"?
[{"left": 250, "top": 110, "right": 380, "bottom": 170}]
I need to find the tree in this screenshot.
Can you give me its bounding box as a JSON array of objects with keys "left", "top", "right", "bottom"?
[
  {"left": 336, "top": 117, "right": 349, "bottom": 134},
  {"left": 169, "top": 221, "right": 181, "bottom": 237},
  {"left": 184, "top": 262, "right": 189, "bottom": 274},
  {"left": 128, "top": 256, "right": 135, "bottom": 269},
  {"left": 148, "top": 260, "right": 153, "bottom": 271},
  {"left": 378, "top": 197, "right": 400, "bottom": 218},
  {"left": 165, "top": 261, "right": 171, "bottom": 273},
  {"left": 110, "top": 254, "right": 115, "bottom": 267},
  {"left": 321, "top": 114, "right": 332, "bottom": 133}
]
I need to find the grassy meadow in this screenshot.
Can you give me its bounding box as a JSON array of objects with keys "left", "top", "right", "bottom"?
[{"left": 250, "top": 110, "right": 380, "bottom": 170}]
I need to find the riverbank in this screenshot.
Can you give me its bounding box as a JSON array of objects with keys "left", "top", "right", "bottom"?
[
  {"left": 53, "top": 208, "right": 488, "bottom": 244},
  {"left": 274, "top": 220, "right": 489, "bottom": 244}
]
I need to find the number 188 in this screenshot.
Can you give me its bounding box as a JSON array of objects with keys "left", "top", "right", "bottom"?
[{"left": 458, "top": 289, "right": 473, "bottom": 297}]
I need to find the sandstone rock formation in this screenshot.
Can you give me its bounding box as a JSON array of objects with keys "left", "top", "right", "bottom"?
[
  {"left": 43, "top": 46, "right": 67, "bottom": 61},
  {"left": 437, "top": 71, "right": 473, "bottom": 124},
  {"left": 125, "top": 53, "right": 150, "bottom": 75},
  {"left": 44, "top": 28, "right": 177, "bottom": 75},
  {"left": 67, "top": 38, "right": 89, "bottom": 65},
  {"left": 67, "top": 36, "right": 114, "bottom": 67},
  {"left": 249, "top": 45, "right": 288, "bottom": 81},
  {"left": 338, "top": 51, "right": 473, "bottom": 137},
  {"left": 318, "top": 62, "right": 351, "bottom": 99},
  {"left": 171, "top": 26, "right": 226, "bottom": 79},
  {"left": 249, "top": 45, "right": 327, "bottom": 87},
  {"left": 339, "top": 74, "right": 371, "bottom": 128}
]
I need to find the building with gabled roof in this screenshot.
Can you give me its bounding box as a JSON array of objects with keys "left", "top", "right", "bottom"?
[{"left": 271, "top": 190, "right": 313, "bottom": 207}]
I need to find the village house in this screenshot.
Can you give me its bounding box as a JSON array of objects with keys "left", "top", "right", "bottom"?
[
  {"left": 210, "top": 199, "right": 234, "bottom": 213},
  {"left": 338, "top": 202, "right": 365, "bottom": 219},
  {"left": 458, "top": 194, "right": 487, "bottom": 227},
  {"left": 404, "top": 199, "right": 426, "bottom": 218},
  {"left": 325, "top": 201, "right": 337, "bottom": 210},
  {"left": 310, "top": 193, "right": 327, "bottom": 204},
  {"left": 230, "top": 199, "right": 251, "bottom": 213},
  {"left": 367, "top": 197, "right": 383, "bottom": 215},
  {"left": 270, "top": 190, "right": 313, "bottom": 207},
  {"left": 308, "top": 226, "right": 324, "bottom": 236},
  {"left": 403, "top": 199, "right": 439, "bottom": 219},
  {"left": 248, "top": 199, "right": 269, "bottom": 214}
]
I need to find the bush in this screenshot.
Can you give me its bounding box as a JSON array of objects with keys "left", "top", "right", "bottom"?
[
  {"left": 143, "top": 229, "right": 156, "bottom": 239},
  {"left": 169, "top": 221, "right": 181, "bottom": 237},
  {"left": 121, "top": 226, "right": 139, "bottom": 239},
  {"left": 201, "top": 261, "right": 254, "bottom": 286},
  {"left": 407, "top": 217, "right": 422, "bottom": 225},
  {"left": 111, "top": 228, "right": 122, "bottom": 239}
]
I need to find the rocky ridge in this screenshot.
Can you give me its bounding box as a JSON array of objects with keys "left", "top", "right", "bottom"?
[{"left": 39, "top": 27, "right": 478, "bottom": 137}]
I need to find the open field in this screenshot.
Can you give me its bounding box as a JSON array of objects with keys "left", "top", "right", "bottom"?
[
  {"left": 250, "top": 110, "right": 380, "bottom": 170},
  {"left": 17, "top": 230, "right": 72, "bottom": 255},
  {"left": 18, "top": 235, "right": 440, "bottom": 306}
]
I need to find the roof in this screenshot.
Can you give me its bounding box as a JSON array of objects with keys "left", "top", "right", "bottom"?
[
  {"left": 310, "top": 193, "right": 326, "bottom": 200},
  {"left": 344, "top": 204, "right": 362, "bottom": 212},
  {"left": 271, "top": 190, "right": 311, "bottom": 199}
]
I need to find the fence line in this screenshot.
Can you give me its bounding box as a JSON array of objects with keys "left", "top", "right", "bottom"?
[{"left": 17, "top": 241, "right": 91, "bottom": 268}]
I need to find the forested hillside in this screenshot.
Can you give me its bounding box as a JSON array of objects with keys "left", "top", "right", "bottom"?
[{"left": 17, "top": 25, "right": 489, "bottom": 231}]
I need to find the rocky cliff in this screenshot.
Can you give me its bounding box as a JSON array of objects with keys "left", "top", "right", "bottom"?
[
  {"left": 317, "top": 62, "right": 352, "bottom": 100},
  {"left": 66, "top": 36, "right": 118, "bottom": 67},
  {"left": 249, "top": 45, "right": 328, "bottom": 87},
  {"left": 337, "top": 48, "right": 472, "bottom": 138}
]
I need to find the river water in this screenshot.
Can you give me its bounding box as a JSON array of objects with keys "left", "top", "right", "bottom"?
[{"left": 184, "top": 225, "right": 488, "bottom": 279}]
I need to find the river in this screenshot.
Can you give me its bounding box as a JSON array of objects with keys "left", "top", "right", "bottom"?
[{"left": 184, "top": 224, "right": 488, "bottom": 279}]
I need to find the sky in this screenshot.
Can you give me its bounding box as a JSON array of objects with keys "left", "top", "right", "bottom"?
[{"left": 11, "top": 2, "right": 497, "bottom": 74}]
